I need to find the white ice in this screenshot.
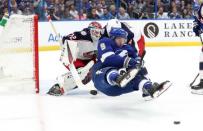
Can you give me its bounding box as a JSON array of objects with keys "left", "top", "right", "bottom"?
[{"left": 0, "top": 46, "right": 203, "bottom": 131}]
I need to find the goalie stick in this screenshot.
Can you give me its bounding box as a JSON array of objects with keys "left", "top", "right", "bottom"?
[{"left": 46, "top": 15, "right": 98, "bottom": 95}]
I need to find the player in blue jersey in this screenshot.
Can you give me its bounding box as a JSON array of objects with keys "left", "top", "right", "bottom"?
[
  {"left": 92, "top": 28, "right": 170, "bottom": 99},
  {"left": 101, "top": 19, "right": 145, "bottom": 57},
  {"left": 191, "top": 2, "right": 203, "bottom": 94}
]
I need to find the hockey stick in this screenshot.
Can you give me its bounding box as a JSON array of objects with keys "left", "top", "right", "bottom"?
[
  {"left": 46, "top": 15, "right": 98, "bottom": 95},
  {"left": 140, "top": 50, "right": 146, "bottom": 66}
]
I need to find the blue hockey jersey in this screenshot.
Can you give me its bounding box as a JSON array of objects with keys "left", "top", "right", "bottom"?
[{"left": 97, "top": 37, "right": 137, "bottom": 68}]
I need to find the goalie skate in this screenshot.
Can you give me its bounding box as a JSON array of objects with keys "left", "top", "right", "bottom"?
[{"left": 47, "top": 83, "right": 65, "bottom": 96}]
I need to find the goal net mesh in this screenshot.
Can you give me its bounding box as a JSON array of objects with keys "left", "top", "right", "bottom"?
[{"left": 0, "top": 15, "right": 39, "bottom": 93}]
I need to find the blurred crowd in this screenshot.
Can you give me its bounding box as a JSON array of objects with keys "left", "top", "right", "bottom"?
[{"left": 0, "top": 0, "right": 198, "bottom": 21}]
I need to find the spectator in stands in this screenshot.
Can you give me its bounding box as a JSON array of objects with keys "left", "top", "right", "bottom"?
[
  {"left": 63, "top": 6, "right": 73, "bottom": 20},
  {"left": 69, "top": 4, "right": 79, "bottom": 19},
  {"left": 157, "top": 6, "right": 168, "bottom": 19},
  {"left": 88, "top": 8, "right": 100, "bottom": 19},
  {"left": 11, "top": 6, "right": 22, "bottom": 15},
  {"left": 127, "top": 3, "right": 134, "bottom": 18},
  {"left": 120, "top": 0, "right": 128, "bottom": 9},
  {"left": 139, "top": 12, "right": 149, "bottom": 19},
  {"left": 169, "top": 1, "right": 177, "bottom": 14},
  {"left": 17, "top": 0, "right": 33, "bottom": 15},
  {"left": 162, "top": 0, "right": 170, "bottom": 4},
  {"left": 23, "top": 7, "right": 33, "bottom": 15},
  {"left": 109, "top": 5, "right": 117, "bottom": 18},
  {"left": 34, "top": 0, "right": 47, "bottom": 20},
  {"left": 47, "top": 5, "right": 60, "bottom": 20},
  {"left": 0, "top": 0, "right": 196, "bottom": 20},
  {"left": 10, "top": 0, "right": 24, "bottom": 15},
  {"left": 9, "top": 0, "right": 18, "bottom": 9},
  {"left": 0, "top": 1, "right": 4, "bottom": 20},
  {"left": 136, "top": 0, "right": 146, "bottom": 13},
  {"left": 82, "top": 0, "right": 91, "bottom": 13},
  {"left": 169, "top": 7, "right": 181, "bottom": 19},
  {"left": 181, "top": 8, "right": 191, "bottom": 19},
  {"left": 96, "top": 4, "right": 104, "bottom": 17},
  {"left": 186, "top": 3, "right": 192, "bottom": 15},
  {"left": 77, "top": 9, "right": 87, "bottom": 20},
  {"left": 100, "top": 6, "right": 114, "bottom": 19},
  {"left": 117, "top": 7, "right": 130, "bottom": 19},
  {"left": 145, "top": 0, "right": 154, "bottom": 18},
  {"left": 157, "top": 0, "right": 164, "bottom": 10},
  {"left": 54, "top": 0, "right": 65, "bottom": 19},
  {"left": 105, "top": 0, "right": 115, "bottom": 6},
  {"left": 180, "top": 0, "right": 185, "bottom": 12},
  {"left": 99, "top": 0, "right": 107, "bottom": 7}
]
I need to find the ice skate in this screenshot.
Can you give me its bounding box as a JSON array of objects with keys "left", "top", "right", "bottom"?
[
  {"left": 191, "top": 79, "right": 203, "bottom": 95},
  {"left": 47, "top": 84, "right": 65, "bottom": 96},
  {"left": 142, "top": 81, "right": 171, "bottom": 100}
]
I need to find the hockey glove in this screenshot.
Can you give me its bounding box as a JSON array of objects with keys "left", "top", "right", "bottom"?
[{"left": 125, "top": 57, "right": 143, "bottom": 69}]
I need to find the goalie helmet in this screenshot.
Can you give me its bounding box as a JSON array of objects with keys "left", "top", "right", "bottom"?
[{"left": 88, "top": 21, "right": 102, "bottom": 41}]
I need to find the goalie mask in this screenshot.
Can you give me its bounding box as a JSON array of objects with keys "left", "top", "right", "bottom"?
[{"left": 88, "top": 22, "right": 102, "bottom": 41}]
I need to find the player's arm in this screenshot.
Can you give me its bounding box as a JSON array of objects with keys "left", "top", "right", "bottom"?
[
  {"left": 62, "top": 29, "right": 90, "bottom": 43},
  {"left": 98, "top": 39, "right": 124, "bottom": 68},
  {"left": 193, "top": 4, "right": 203, "bottom": 36},
  {"left": 193, "top": 16, "right": 203, "bottom": 36},
  {"left": 122, "top": 22, "right": 145, "bottom": 57},
  {"left": 98, "top": 39, "right": 139, "bottom": 69}
]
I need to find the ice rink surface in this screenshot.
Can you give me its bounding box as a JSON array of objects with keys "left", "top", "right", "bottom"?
[{"left": 1, "top": 46, "right": 203, "bottom": 131}]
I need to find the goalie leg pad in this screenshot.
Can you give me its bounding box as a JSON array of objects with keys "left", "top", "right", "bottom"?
[{"left": 50, "top": 60, "right": 95, "bottom": 94}]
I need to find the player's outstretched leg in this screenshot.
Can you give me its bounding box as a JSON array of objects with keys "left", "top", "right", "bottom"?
[
  {"left": 142, "top": 81, "right": 171, "bottom": 100},
  {"left": 107, "top": 68, "right": 139, "bottom": 88},
  {"left": 191, "top": 79, "right": 203, "bottom": 95}
]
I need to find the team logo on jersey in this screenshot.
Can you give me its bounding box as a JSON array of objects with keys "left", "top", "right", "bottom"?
[
  {"left": 144, "top": 22, "right": 159, "bottom": 39},
  {"left": 100, "top": 43, "right": 106, "bottom": 50},
  {"left": 81, "top": 31, "right": 87, "bottom": 36}
]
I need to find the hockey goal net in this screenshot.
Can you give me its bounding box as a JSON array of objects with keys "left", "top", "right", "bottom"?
[{"left": 0, "top": 15, "right": 39, "bottom": 93}]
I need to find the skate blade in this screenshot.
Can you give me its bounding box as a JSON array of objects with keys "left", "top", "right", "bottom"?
[
  {"left": 153, "top": 81, "right": 172, "bottom": 98},
  {"left": 143, "top": 96, "right": 153, "bottom": 101},
  {"left": 191, "top": 90, "right": 203, "bottom": 95},
  {"left": 120, "top": 69, "right": 139, "bottom": 87}
]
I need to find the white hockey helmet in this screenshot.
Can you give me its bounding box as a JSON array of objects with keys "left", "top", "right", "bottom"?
[{"left": 106, "top": 19, "right": 122, "bottom": 36}]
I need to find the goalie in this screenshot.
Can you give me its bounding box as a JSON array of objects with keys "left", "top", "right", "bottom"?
[
  {"left": 92, "top": 28, "right": 170, "bottom": 99},
  {"left": 47, "top": 21, "right": 102, "bottom": 96}
]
